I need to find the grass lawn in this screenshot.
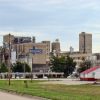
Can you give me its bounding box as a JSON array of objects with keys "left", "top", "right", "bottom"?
[{"left": 0, "top": 80, "right": 100, "bottom": 100}]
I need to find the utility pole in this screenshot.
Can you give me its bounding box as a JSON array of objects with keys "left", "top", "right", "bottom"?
[
  {"left": 8, "top": 33, "right": 11, "bottom": 86},
  {"left": 28, "top": 52, "right": 33, "bottom": 82},
  {"left": 24, "top": 60, "right": 25, "bottom": 78},
  {"left": 31, "top": 56, "right": 33, "bottom": 82}
]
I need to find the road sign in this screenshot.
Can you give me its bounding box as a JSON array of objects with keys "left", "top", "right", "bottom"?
[{"left": 29, "top": 49, "right": 42, "bottom": 54}]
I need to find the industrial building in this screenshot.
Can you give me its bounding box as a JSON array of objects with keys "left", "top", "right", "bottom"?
[
  {"left": 1, "top": 32, "right": 94, "bottom": 73},
  {"left": 3, "top": 34, "right": 51, "bottom": 72}
]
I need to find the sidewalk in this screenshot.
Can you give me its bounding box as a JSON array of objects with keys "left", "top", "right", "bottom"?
[{"left": 0, "top": 91, "right": 48, "bottom": 100}]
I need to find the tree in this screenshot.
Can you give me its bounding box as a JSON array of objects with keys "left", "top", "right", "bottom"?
[
  {"left": 0, "top": 63, "right": 8, "bottom": 72},
  {"left": 50, "top": 56, "right": 76, "bottom": 77},
  {"left": 77, "top": 60, "right": 92, "bottom": 73},
  {"left": 64, "top": 56, "right": 76, "bottom": 77},
  {"left": 12, "top": 62, "right": 31, "bottom": 72}
]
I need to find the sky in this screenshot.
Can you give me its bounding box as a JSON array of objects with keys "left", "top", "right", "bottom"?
[{"left": 0, "top": 0, "right": 100, "bottom": 53}]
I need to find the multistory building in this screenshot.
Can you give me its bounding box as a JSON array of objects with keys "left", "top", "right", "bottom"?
[
  {"left": 60, "top": 51, "right": 92, "bottom": 68},
  {"left": 42, "top": 41, "right": 50, "bottom": 60},
  {"left": 52, "top": 39, "right": 60, "bottom": 56},
  {"left": 79, "top": 32, "right": 92, "bottom": 53},
  {"left": 3, "top": 34, "right": 50, "bottom": 72},
  {"left": 3, "top": 34, "right": 14, "bottom": 48}
]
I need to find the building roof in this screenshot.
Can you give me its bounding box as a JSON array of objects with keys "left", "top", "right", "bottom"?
[{"left": 81, "top": 66, "right": 100, "bottom": 74}]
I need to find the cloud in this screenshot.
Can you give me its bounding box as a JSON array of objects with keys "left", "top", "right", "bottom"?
[
  {"left": 0, "top": 0, "right": 65, "bottom": 4},
  {"left": 0, "top": 0, "right": 100, "bottom": 13},
  {"left": 0, "top": 31, "right": 42, "bottom": 37},
  {"left": 0, "top": 0, "right": 100, "bottom": 53}
]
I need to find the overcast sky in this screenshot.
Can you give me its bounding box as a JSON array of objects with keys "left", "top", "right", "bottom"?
[{"left": 0, "top": 0, "right": 100, "bottom": 53}]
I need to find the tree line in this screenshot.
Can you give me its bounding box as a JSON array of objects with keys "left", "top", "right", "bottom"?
[
  {"left": 0, "top": 62, "right": 31, "bottom": 73},
  {"left": 0, "top": 55, "right": 92, "bottom": 77}
]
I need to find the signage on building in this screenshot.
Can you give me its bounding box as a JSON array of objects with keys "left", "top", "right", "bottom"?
[{"left": 29, "top": 49, "right": 43, "bottom": 54}]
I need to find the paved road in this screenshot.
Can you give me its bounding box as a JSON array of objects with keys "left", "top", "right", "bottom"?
[
  {"left": 42, "top": 79, "right": 95, "bottom": 85},
  {"left": 0, "top": 91, "right": 43, "bottom": 100}
]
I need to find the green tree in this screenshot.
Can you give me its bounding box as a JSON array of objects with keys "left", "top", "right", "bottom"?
[
  {"left": 12, "top": 62, "right": 31, "bottom": 72},
  {"left": 77, "top": 60, "right": 92, "bottom": 73},
  {"left": 50, "top": 56, "right": 65, "bottom": 72},
  {"left": 0, "top": 63, "right": 8, "bottom": 72},
  {"left": 50, "top": 56, "right": 76, "bottom": 77},
  {"left": 64, "top": 56, "right": 76, "bottom": 77}
]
